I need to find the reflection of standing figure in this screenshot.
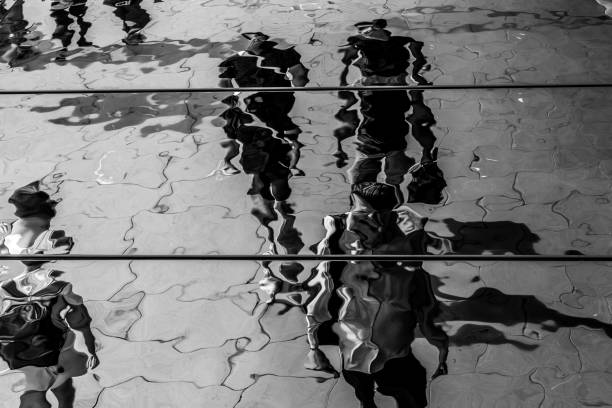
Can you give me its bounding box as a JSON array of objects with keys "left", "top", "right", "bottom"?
[
  {"left": 103, "top": 0, "right": 151, "bottom": 45},
  {"left": 0, "top": 182, "right": 97, "bottom": 408},
  {"left": 0, "top": 0, "right": 39, "bottom": 67},
  {"left": 49, "top": 0, "right": 93, "bottom": 60},
  {"left": 218, "top": 97, "right": 302, "bottom": 241},
  {"left": 218, "top": 32, "right": 309, "bottom": 176},
  {"left": 0, "top": 182, "right": 72, "bottom": 258},
  {"left": 336, "top": 21, "right": 446, "bottom": 205},
  {"left": 304, "top": 182, "right": 449, "bottom": 408},
  {"left": 332, "top": 90, "right": 359, "bottom": 168},
  {"left": 0, "top": 268, "right": 99, "bottom": 408},
  {"left": 341, "top": 19, "right": 431, "bottom": 86}
]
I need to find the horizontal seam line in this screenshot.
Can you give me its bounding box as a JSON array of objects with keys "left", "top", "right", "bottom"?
[
  {"left": 1, "top": 83, "right": 612, "bottom": 94},
  {"left": 0, "top": 255, "right": 609, "bottom": 262}
]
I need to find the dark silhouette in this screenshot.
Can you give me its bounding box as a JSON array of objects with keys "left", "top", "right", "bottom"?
[
  {"left": 0, "top": 0, "right": 41, "bottom": 67},
  {"left": 0, "top": 268, "right": 98, "bottom": 408},
  {"left": 340, "top": 19, "right": 431, "bottom": 87},
  {"left": 218, "top": 32, "right": 309, "bottom": 177},
  {"left": 216, "top": 96, "right": 304, "bottom": 258},
  {"left": 433, "top": 219, "right": 541, "bottom": 255},
  {"left": 335, "top": 20, "right": 446, "bottom": 207},
  {"left": 441, "top": 287, "right": 612, "bottom": 348},
  {"left": 49, "top": 0, "right": 93, "bottom": 61},
  {"left": 103, "top": 0, "right": 151, "bottom": 45}
]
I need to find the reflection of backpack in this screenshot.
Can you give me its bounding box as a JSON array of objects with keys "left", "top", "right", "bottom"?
[{"left": 0, "top": 281, "right": 67, "bottom": 370}]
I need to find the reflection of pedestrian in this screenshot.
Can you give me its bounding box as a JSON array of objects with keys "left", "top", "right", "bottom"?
[
  {"left": 103, "top": 0, "right": 151, "bottom": 45},
  {"left": 0, "top": 182, "right": 72, "bottom": 259},
  {"left": 0, "top": 0, "right": 39, "bottom": 67},
  {"left": 340, "top": 19, "right": 431, "bottom": 86},
  {"left": 219, "top": 32, "right": 309, "bottom": 176},
  {"left": 336, "top": 20, "right": 446, "bottom": 206},
  {"left": 305, "top": 182, "right": 449, "bottom": 408},
  {"left": 0, "top": 268, "right": 99, "bottom": 408},
  {"left": 49, "top": 0, "right": 93, "bottom": 60}
]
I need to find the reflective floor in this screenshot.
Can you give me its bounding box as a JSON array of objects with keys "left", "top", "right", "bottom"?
[{"left": 1, "top": 1, "right": 612, "bottom": 407}]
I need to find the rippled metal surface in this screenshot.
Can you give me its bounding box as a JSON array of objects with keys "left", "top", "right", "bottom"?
[
  {"left": 1, "top": 257, "right": 612, "bottom": 407},
  {"left": 2, "top": 87, "right": 612, "bottom": 257},
  {"left": 0, "top": 0, "right": 610, "bottom": 89},
  {"left": 1, "top": 1, "right": 612, "bottom": 407}
]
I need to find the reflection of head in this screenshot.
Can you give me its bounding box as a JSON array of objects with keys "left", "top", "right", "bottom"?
[
  {"left": 242, "top": 32, "right": 276, "bottom": 55},
  {"left": 353, "top": 19, "right": 390, "bottom": 40},
  {"left": 351, "top": 182, "right": 397, "bottom": 211},
  {"left": 9, "top": 182, "right": 57, "bottom": 219},
  {"left": 354, "top": 19, "right": 388, "bottom": 31}
]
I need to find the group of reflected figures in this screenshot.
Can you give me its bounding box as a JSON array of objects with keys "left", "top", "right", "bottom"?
[
  {"left": 1, "top": 0, "right": 151, "bottom": 65},
  {"left": 1, "top": 7, "right": 612, "bottom": 408}
]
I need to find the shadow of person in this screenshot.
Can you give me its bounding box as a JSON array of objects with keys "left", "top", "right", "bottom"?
[
  {"left": 30, "top": 91, "right": 225, "bottom": 136},
  {"left": 15, "top": 34, "right": 246, "bottom": 72},
  {"left": 439, "top": 287, "right": 612, "bottom": 349},
  {"left": 432, "top": 218, "right": 541, "bottom": 255}
]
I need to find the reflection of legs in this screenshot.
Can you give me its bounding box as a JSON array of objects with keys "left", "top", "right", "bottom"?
[
  {"left": 113, "top": 0, "right": 150, "bottom": 44},
  {"left": 51, "top": 379, "right": 76, "bottom": 408},
  {"left": 69, "top": 4, "right": 92, "bottom": 46},
  {"left": 348, "top": 151, "right": 383, "bottom": 184},
  {"left": 374, "top": 354, "right": 427, "bottom": 408},
  {"left": 19, "top": 391, "right": 51, "bottom": 408},
  {"left": 343, "top": 369, "right": 377, "bottom": 408},
  {"left": 50, "top": 9, "right": 75, "bottom": 48}
]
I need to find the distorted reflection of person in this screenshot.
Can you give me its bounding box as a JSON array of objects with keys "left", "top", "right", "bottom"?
[
  {"left": 0, "top": 183, "right": 99, "bottom": 408},
  {"left": 340, "top": 19, "right": 431, "bottom": 87},
  {"left": 259, "top": 182, "right": 450, "bottom": 408},
  {"left": 48, "top": 0, "right": 93, "bottom": 61},
  {"left": 0, "top": 182, "right": 72, "bottom": 257},
  {"left": 336, "top": 19, "right": 445, "bottom": 207},
  {"left": 218, "top": 32, "right": 309, "bottom": 177},
  {"left": 0, "top": 268, "right": 99, "bottom": 408},
  {"left": 216, "top": 95, "right": 304, "bottom": 258},
  {"left": 0, "top": 0, "right": 42, "bottom": 67},
  {"left": 103, "top": 0, "right": 151, "bottom": 45},
  {"left": 405, "top": 91, "right": 447, "bottom": 205},
  {"left": 305, "top": 182, "right": 449, "bottom": 408}
]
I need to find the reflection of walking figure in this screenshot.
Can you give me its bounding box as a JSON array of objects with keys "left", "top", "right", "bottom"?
[
  {"left": 0, "top": 182, "right": 98, "bottom": 408},
  {"left": 305, "top": 182, "right": 449, "bottom": 408},
  {"left": 49, "top": 0, "right": 93, "bottom": 61},
  {"left": 103, "top": 0, "right": 151, "bottom": 45},
  {"left": 218, "top": 32, "right": 309, "bottom": 176},
  {"left": 0, "top": 268, "right": 99, "bottom": 408},
  {"left": 341, "top": 19, "right": 431, "bottom": 86},
  {"left": 336, "top": 20, "right": 446, "bottom": 205},
  {"left": 217, "top": 96, "right": 304, "bottom": 255},
  {"left": 0, "top": 0, "right": 40, "bottom": 66}
]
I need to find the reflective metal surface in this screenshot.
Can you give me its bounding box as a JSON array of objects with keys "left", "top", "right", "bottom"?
[
  {"left": 1, "top": 1, "right": 612, "bottom": 407},
  {"left": 2, "top": 87, "right": 612, "bottom": 257},
  {"left": 0, "top": 0, "right": 610, "bottom": 89}
]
